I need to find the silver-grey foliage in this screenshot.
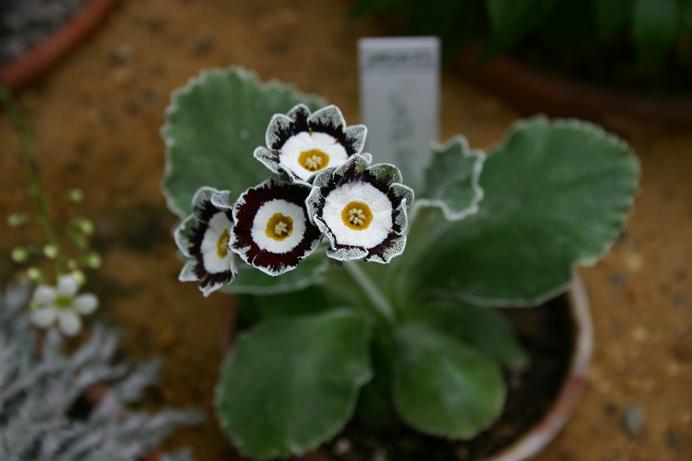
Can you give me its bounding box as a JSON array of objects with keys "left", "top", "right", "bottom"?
[{"left": 0, "top": 283, "right": 202, "bottom": 461}]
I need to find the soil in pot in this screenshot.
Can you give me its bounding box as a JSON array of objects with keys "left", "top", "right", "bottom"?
[{"left": 321, "top": 295, "right": 574, "bottom": 461}]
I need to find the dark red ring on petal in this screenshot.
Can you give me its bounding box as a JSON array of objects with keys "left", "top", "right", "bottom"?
[{"left": 233, "top": 182, "right": 321, "bottom": 274}]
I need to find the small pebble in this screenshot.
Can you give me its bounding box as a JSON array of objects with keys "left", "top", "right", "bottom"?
[
  {"left": 622, "top": 405, "right": 645, "bottom": 437},
  {"left": 333, "top": 437, "right": 351, "bottom": 455}
]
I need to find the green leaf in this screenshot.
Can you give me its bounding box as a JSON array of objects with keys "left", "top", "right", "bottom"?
[
  {"left": 486, "top": 0, "right": 558, "bottom": 51},
  {"left": 417, "top": 136, "right": 485, "bottom": 221},
  {"left": 392, "top": 323, "right": 505, "bottom": 439},
  {"left": 408, "top": 301, "right": 527, "bottom": 369},
  {"left": 223, "top": 254, "right": 327, "bottom": 295},
  {"left": 632, "top": 0, "right": 679, "bottom": 72},
  {"left": 595, "top": 0, "right": 633, "bottom": 41},
  {"left": 216, "top": 310, "right": 372, "bottom": 459},
  {"left": 162, "top": 66, "right": 324, "bottom": 217},
  {"left": 418, "top": 117, "right": 639, "bottom": 306}
]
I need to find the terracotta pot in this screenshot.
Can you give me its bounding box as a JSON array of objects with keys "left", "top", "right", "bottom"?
[
  {"left": 222, "top": 276, "right": 593, "bottom": 461},
  {"left": 458, "top": 45, "right": 692, "bottom": 127},
  {"left": 0, "top": 0, "right": 121, "bottom": 91}
]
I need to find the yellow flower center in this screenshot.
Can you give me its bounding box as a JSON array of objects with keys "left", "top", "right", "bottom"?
[
  {"left": 55, "top": 296, "right": 72, "bottom": 309},
  {"left": 217, "top": 229, "right": 230, "bottom": 258},
  {"left": 341, "top": 201, "right": 373, "bottom": 230},
  {"left": 265, "top": 213, "right": 294, "bottom": 241},
  {"left": 298, "top": 149, "right": 330, "bottom": 172}
]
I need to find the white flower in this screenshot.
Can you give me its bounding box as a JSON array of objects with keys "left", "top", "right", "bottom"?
[
  {"left": 175, "top": 187, "right": 238, "bottom": 297},
  {"left": 254, "top": 104, "right": 369, "bottom": 184},
  {"left": 231, "top": 178, "right": 322, "bottom": 276},
  {"left": 306, "top": 154, "right": 414, "bottom": 263},
  {"left": 30, "top": 274, "right": 99, "bottom": 336}
]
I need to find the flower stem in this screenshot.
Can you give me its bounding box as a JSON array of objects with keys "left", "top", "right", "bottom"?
[
  {"left": 0, "top": 85, "right": 62, "bottom": 276},
  {"left": 343, "top": 260, "right": 395, "bottom": 324}
]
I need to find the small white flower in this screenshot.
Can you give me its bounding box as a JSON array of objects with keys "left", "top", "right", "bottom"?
[
  {"left": 30, "top": 274, "right": 99, "bottom": 336},
  {"left": 306, "top": 154, "right": 414, "bottom": 263},
  {"left": 254, "top": 104, "right": 369, "bottom": 184},
  {"left": 174, "top": 187, "right": 238, "bottom": 297},
  {"left": 231, "top": 178, "right": 322, "bottom": 276}
]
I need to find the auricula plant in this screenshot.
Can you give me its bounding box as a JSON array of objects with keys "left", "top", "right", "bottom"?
[{"left": 163, "top": 67, "right": 639, "bottom": 459}]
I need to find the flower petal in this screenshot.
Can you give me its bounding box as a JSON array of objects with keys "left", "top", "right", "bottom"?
[
  {"left": 58, "top": 310, "right": 82, "bottom": 337},
  {"left": 32, "top": 285, "right": 56, "bottom": 306},
  {"left": 367, "top": 163, "right": 403, "bottom": 186},
  {"left": 179, "top": 259, "right": 200, "bottom": 282},
  {"left": 287, "top": 103, "right": 311, "bottom": 121},
  {"left": 57, "top": 275, "right": 80, "bottom": 297},
  {"left": 174, "top": 214, "right": 197, "bottom": 257},
  {"left": 231, "top": 179, "right": 322, "bottom": 276},
  {"left": 345, "top": 125, "right": 368, "bottom": 153},
  {"left": 211, "top": 190, "right": 234, "bottom": 210},
  {"left": 74, "top": 294, "right": 99, "bottom": 315},
  {"left": 266, "top": 113, "right": 294, "bottom": 150},
  {"left": 253, "top": 145, "right": 282, "bottom": 175},
  {"left": 30, "top": 307, "right": 57, "bottom": 328},
  {"left": 308, "top": 105, "right": 347, "bottom": 132}
]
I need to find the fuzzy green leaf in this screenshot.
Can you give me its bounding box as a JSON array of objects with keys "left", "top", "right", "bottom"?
[
  {"left": 409, "top": 301, "right": 527, "bottom": 369},
  {"left": 162, "top": 67, "right": 324, "bottom": 217},
  {"left": 417, "top": 136, "right": 485, "bottom": 221},
  {"left": 632, "top": 0, "right": 679, "bottom": 72},
  {"left": 417, "top": 117, "right": 639, "bottom": 306},
  {"left": 393, "top": 323, "right": 505, "bottom": 439},
  {"left": 215, "top": 310, "right": 372, "bottom": 460}
]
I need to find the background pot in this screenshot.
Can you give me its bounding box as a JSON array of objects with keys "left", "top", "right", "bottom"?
[
  {"left": 0, "top": 0, "right": 120, "bottom": 91},
  {"left": 458, "top": 46, "right": 692, "bottom": 127},
  {"left": 222, "top": 275, "right": 593, "bottom": 461}
]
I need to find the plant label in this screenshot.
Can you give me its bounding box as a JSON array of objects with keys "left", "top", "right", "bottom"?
[{"left": 359, "top": 37, "right": 440, "bottom": 189}]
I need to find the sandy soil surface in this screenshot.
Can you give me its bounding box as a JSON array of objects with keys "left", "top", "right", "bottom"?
[{"left": 0, "top": 0, "right": 690, "bottom": 460}]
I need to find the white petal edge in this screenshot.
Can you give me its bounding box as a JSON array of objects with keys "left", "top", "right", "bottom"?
[
  {"left": 74, "top": 294, "right": 99, "bottom": 315},
  {"left": 58, "top": 310, "right": 82, "bottom": 337},
  {"left": 57, "top": 275, "right": 80, "bottom": 298},
  {"left": 30, "top": 307, "right": 57, "bottom": 328}
]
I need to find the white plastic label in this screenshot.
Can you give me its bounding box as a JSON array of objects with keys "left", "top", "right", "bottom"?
[{"left": 359, "top": 37, "right": 440, "bottom": 189}]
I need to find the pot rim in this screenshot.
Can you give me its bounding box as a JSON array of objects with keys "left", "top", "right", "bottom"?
[
  {"left": 458, "top": 45, "right": 692, "bottom": 127},
  {"left": 483, "top": 274, "right": 593, "bottom": 461},
  {"left": 0, "top": 0, "right": 121, "bottom": 91}
]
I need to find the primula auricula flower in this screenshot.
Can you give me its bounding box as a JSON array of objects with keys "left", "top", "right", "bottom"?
[
  {"left": 306, "top": 154, "right": 414, "bottom": 263},
  {"left": 231, "top": 178, "right": 322, "bottom": 276},
  {"left": 253, "top": 104, "right": 369, "bottom": 184},
  {"left": 175, "top": 187, "right": 237, "bottom": 296},
  {"left": 30, "top": 273, "right": 98, "bottom": 336}
]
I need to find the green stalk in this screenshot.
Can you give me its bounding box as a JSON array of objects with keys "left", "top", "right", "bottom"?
[
  {"left": 343, "top": 260, "right": 396, "bottom": 324},
  {"left": 0, "top": 85, "right": 62, "bottom": 277}
]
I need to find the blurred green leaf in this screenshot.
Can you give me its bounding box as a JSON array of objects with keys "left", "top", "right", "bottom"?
[
  {"left": 415, "top": 117, "right": 639, "bottom": 306},
  {"left": 392, "top": 323, "right": 505, "bottom": 439},
  {"left": 408, "top": 300, "right": 528, "bottom": 369},
  {"left": 486, "top": 0, "right": 558, "bottom": 51},
  {"left": 595, "top": 0, "right": 633, "bottom": 41},
  {"left": 162, "top": 67, "right": 324, "bottom": 217},
  {"left": 216, "top": 310, "right": 372, "bottom": 459},
  {"left": 632, "top": 0, "right": 679, "bottom": 73}
]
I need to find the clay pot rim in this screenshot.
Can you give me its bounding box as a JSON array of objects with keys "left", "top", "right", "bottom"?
[
  {"left": 0, "top": 0, "right": 120, "bottom": 91},
  {"left": 458, "top": 45, "right": 692, "bottom": 127},
  {"left": 483, "top": 275, "right": 593, "bottom": 461},
  {"left": 223, "top": 275, "right": 593, "bottom": 461}
]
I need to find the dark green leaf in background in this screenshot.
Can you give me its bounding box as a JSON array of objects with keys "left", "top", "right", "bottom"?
[{"left": 632, "top": 0, "right": 679, "bottom": 72}]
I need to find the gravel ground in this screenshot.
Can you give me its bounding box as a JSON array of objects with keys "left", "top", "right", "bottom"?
[{"left": 0, "top": 0, "right": 690, "bottom": 460}]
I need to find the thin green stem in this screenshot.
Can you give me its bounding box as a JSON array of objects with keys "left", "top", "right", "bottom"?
[
  {"left": 1, "top": 85, "right": 62, "bottom": 276},
  {"left": 343, "top": 260, "right": 396, "bottom": 324}
]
